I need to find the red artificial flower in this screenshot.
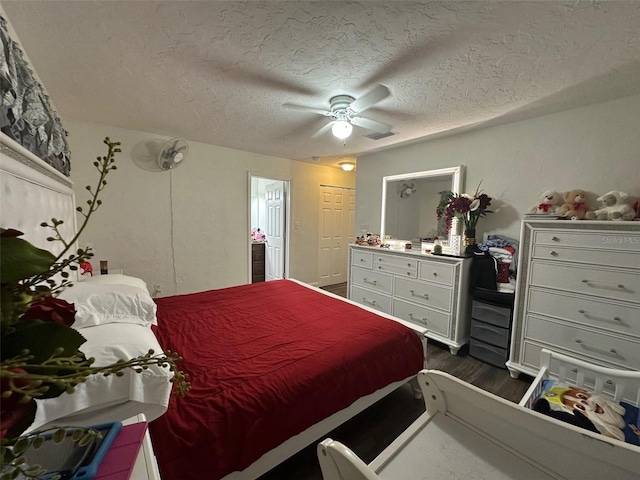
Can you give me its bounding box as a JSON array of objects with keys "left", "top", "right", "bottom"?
[
  {"left": 0, "top": 368, "right": 36, "bottom": 439},
  {"left": 22, "top": 296, "right": 76, "bottom": 327}
]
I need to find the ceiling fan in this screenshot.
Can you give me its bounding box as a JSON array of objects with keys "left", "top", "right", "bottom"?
[{"left": 283, "top": 84, "right": 392, "bottom": 140}]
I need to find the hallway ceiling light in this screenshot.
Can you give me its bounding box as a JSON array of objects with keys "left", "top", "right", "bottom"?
[{"left": 339, "top": 161, "right": 356, "bottom": 172}]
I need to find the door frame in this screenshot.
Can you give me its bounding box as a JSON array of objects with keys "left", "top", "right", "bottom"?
[{"left": 247, "top": 172, "right": 291, "bottom": 283}]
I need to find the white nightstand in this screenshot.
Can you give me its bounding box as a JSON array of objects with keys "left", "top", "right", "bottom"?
[{"left": 123, "top": 415, "right": 161, "bottom": 480}]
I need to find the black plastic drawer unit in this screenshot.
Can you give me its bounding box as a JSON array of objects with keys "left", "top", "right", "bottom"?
[{"left": 469, "top": 298, "right": 514, "bottom": 369}]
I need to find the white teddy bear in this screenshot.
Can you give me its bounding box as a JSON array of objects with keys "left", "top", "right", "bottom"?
[
  {"left": 528, "top": 190, "right": 562, "bottom": 214},
  {"left": 586, "top": 190, "right": 634, "bottom": 221}
]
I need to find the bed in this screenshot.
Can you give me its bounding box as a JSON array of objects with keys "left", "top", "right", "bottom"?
[
  {"left": 1, "top": 131, "right": 428, "bottom": 479},
  {"left": 148, "top": 278, "right": 427, "bottom": 480},
  {"left": 318, "top": 349, "right": 640, "bottom": 480}
]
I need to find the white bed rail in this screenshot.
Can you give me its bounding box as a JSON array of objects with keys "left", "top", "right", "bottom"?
[{"left": 520, "top": 348, "right": 640, "bottom": 409}]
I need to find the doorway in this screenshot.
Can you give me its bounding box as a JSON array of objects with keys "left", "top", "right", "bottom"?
[
  {"left": 249, "top": 174, "right": 290, "bottom": 283},
  {"left": 318, "top": 185, "right": 356, "bottom": 287}
]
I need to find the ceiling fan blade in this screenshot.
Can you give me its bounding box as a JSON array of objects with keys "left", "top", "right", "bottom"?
[
  {"left": 311, "top": 121, "right": 335, "bottom": 138},
  {"left": 349, "top": 84, "right": 390, "bottom": 114},
  {"left": 283, "top": 103, "right": 332, "bottom": 116},
  {"left": 351, "top": 116, "right": 392, "bottom": 133}
]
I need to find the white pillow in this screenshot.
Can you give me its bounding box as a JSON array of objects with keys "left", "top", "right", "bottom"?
[
  {"left": 81, "top": 273, "right": 149, "bottom": 292},
  {"left": 28, "top": 323, "right": 172, "bottom": 432},
  {"left": 58, "top": 282, "right": 157, "bottom": 328}
]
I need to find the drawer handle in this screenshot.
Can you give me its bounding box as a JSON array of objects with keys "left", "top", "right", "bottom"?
[
  {"left": 407, "top": 262, "right": 411, "bottom": 267},
  {"left": 363, "top": 278, "right": 378, "bottom": 286},
  {"left": 549, "top": 251, "right": 558, "bottom": 256},
  {"left": 578, "top": 309, "right": 622, "bottom": 322},
  {"left": 575, "top": 339, "right": 620, "bottom": 357},
  {"left": 409, "top": 313, "right": 427, "bottom": 323},
  {"left": 360, "top": 258, "right": 366, "bottom": 262},
  {"left": 410, "top": 290, "right": 429, "bottom": 299},
  {"left": 406, "top": 271, "right": 412, "bottom": 276},
  {"left": 362, "top": 297, "right": 377, "bottom": 307},
  {"left": 432, "top": 272, "right": 438, "bottom": 277},
  {"left": 581, "top": 279, "right": 627, "bottom": 290},
  {"left": 551, "top": 236, "right": 560, "bottom": 242}
]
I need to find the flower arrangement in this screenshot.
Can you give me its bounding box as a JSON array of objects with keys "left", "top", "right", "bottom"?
[
  {"left": 436, "top": 182, "right": 493, "bottom": 235},
  {"left": 0, "top": 138, "right": 190, "bottom": 478}
]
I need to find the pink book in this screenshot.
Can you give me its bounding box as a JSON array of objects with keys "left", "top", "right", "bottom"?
[{"left": 95, "top": 422, "right": 148, "bottom": 480}]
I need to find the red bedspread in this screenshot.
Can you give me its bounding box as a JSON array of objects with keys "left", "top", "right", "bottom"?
[{"left": 149, "top": 280, "right": 424, "bottom": 480}]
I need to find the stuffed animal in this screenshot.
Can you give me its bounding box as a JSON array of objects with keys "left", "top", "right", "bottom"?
[
  {"left": 538, "top": 384, "right": 628, "bottom": 441},
  {"left": 533, "top": 398, "right": 599, "bottom": 434},
  {"left": 586, "top": 190, "right": 635, "bottom": 221},
  {"left": 556, "top": 189, "right": 592, "bottom": 220},
  {"left": 528, "top": 190, "right": 562, "bottom": 214}
]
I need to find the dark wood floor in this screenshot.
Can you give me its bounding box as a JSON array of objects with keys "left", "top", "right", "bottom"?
[{"left": 258, "top": 282, "right": 533, "bottom": 480}]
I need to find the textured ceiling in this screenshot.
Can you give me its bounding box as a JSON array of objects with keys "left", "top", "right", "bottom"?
[{"left": 2, "top": 1, "right": 640, "bottom": 168}]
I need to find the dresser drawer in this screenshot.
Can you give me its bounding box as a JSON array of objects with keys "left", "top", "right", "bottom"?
[
  {"left": 394, "top": 277, "right": 452, "bottom": 312},
  {"left": 529, "top": 261, "right": 640, "bottom": 304},
  {"left": 527, "top": 288, "right": 640, "bottom": 339},
  {"left": 392, "top": 298, "right": 449, "bottom": 336},
  {"left": 350, "top": 266, "right": 393, "bottom": 295},
  {"left": 373, "top": 254, "right": 418, "bottom": 278},
  {"left": 524, "top": 315, "right": 640, "bottom": 370},
  {"left": 533, "top": 230, "right": 640, "bottom": 252},
  {"left": 532, "top": 245, "right": 639, "bottom": 269},
  {"left": 470, "top": 319, "right": 510, "bottom": 349},
  {"left": 350, "top": 285, "right": 392, "bottom": 315},
  {"left": 351, "top": 250, "right": 374, "bottom": 269},
  {"left": 471, "top": 300, "right": 512, "bottom": 328},
  {"left": 418, "top": 260, "right": 454, "bottom": 286}
]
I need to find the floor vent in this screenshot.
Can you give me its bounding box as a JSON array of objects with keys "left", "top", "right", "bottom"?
[{"left": 364, "top": 131, "right": 397, "bottom": 140}]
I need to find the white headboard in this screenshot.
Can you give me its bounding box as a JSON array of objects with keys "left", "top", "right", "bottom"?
[{"left": 0, "top": 132, "right": 77, "bottom": 256}]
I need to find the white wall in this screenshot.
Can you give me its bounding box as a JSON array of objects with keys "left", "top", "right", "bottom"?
[
  {"left": 356, "top": 94, "right": 640, "bottom": 242},
  {"left": 66, "top": 119, "right": 355, "bottom": 296}
]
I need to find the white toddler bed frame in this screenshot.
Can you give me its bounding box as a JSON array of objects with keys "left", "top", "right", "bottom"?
[{"left": 319, "top": 349, "right": 640, "bottom": 480}]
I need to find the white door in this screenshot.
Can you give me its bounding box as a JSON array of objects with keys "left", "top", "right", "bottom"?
[
  {"left": 318, "top": 186, "right": 356, "bottom": 287},
  {"left": 265, "top": 181, "right": 285, "bottom": 281}
]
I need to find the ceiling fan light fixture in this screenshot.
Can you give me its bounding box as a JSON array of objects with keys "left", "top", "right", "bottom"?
[
  {"left": 339, "top": 161, "right": 356, "bottom": 172},
  {"left": 331, "top": 119, "right": 353, "bottom": 139}
]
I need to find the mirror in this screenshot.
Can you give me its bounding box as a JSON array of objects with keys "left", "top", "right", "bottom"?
[{"left": 380, "top": 166, "right": 464, "bottom": 252}]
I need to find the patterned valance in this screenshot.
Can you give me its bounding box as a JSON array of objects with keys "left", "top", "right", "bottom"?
[{"left": 0, "top": 15, "right": 70, "bottom": 176}]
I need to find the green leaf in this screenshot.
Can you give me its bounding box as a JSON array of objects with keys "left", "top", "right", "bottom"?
[
  {"left": 0, "top": 237, "right": 56, "bottom": 283},
  {"left": 1, "top": 322, "right": 86, "bottom": 362}
]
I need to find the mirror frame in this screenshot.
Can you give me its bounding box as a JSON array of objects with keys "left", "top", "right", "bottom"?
[{"left": 380, "top": 166, "right": 465, "bottom": 251}]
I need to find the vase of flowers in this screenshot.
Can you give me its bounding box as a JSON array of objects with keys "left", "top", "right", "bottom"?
[
  {"left": 436, "top": 183, "right": 492, "bottom": 254},
  {"left": 0, "top": 138, "right": 190, "bottom": 478}
]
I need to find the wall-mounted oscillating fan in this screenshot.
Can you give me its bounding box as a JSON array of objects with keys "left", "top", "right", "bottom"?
[
  {"left": 399, "top": 182, "right": 416, "bottom": 198},
  {"left": 158, "top": 138, "right": 189, "bottom": 171}
]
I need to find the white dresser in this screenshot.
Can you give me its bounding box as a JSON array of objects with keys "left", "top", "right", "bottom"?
[
  {"left": 348, "top": 245, "right": 471, "bottom": 354},
  {"left": 507, "top": 219, "right": 640, "bottom": 381}
]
